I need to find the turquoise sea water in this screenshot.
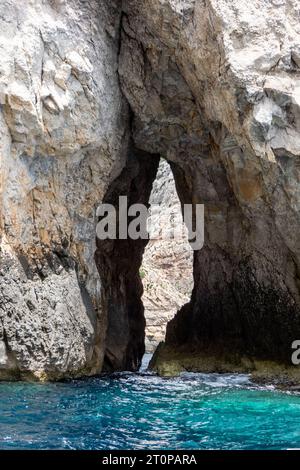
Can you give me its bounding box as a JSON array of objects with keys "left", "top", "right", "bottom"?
[{"left": 0, "top": 357, "right": 299, "bottom": 450}]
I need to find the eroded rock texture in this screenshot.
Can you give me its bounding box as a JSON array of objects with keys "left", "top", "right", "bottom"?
[
  {"left": 1, "top": 0, "right": 300, "bottom": 380},
  {"left": 142, "top": 159, "right": 193, "bottom": 353},
  {"left": 119, "top": 0, "right": 300, "bottom": 370},
  {"left": 0, "top": 0, "right": 128, "bottom": 379}
]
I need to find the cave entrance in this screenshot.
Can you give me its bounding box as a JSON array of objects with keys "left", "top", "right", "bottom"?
[{"left": 95, "top": 148, "right": 193, "bottom": 372}]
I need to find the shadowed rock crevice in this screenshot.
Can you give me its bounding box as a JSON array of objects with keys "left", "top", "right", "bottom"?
[{"left": 95, "top": 146, "right": 160, "bottom": 371}]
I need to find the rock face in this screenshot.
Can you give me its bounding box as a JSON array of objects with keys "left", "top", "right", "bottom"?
[
  {"left": 141, "top": 159, "right": 193, "bottom": 352},
  {"left": 1, "top": 0, "right": 300, "bottom": 381},
  {"left": 118, "top": 0, "right": 300, "bottom": 374},
  {"left": 0, "top": 0, "right": 128, "bottom": 379}
]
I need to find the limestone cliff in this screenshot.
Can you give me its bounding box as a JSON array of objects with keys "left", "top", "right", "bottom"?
[
  {"left": 142, "top": 159, "right": 193, "bottom": 353},
  {"left": 0, "top": 0, "right": 300, "bottom": 382},
  {"left": 0, "top": 0, "right": 128, "bottom": 380},
  {"left": 119, "top": 0, "right": 300, "bottom": 380}
]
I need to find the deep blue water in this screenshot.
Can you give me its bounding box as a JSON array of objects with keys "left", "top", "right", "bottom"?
[{"left": 0, "top": 356, "right": 299, "bottom": 450}]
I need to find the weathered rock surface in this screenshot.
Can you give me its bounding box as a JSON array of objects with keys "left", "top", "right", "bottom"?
[
  {"left": 119, "top": 0, "right": 300, "bottom": 376},
  {"left": 0, "top": 0, "right": 128, "bottom": 379},
  {"left": 1, "top": 0, "right": 300, "bottom": 381},
  {"left": 142, "top": 159, "right": 193, "bottom": 352}
]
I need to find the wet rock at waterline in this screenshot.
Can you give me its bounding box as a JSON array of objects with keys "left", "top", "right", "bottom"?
[{"left": 0, "top": 0, "right": 300, "bottom": 383}]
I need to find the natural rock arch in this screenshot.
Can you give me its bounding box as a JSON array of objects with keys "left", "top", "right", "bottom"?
[
  {"left": 115, "top": 0, "right": 300, "bottom": 376},
  {"left": 0, "top": 0, "right": 300, "bottom": 382}
]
